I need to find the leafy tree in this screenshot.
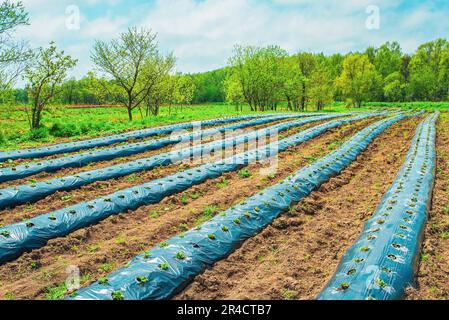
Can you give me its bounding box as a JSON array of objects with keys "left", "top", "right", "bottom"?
[
  {"left": 174, "top": 75, "right": 196, "bottom": 109},
  {"left": 228, "top": 45, "right": 288, "bottom": 111},
  {"left": 0, "top": 0, "right": 31, "bottom": 89},
  {"left": 336, "top": 54, "right": 378, "bottom": 107},
  {"left": 309, "top": 61, "right": 334, "bottom": 110},
  {"left": 191, "top": 69, "right": 226, "bottom": 103},
  {"left": 143, "top": 54, "right": 176, "bottom": 116},
  {"left": 409, "top": 39, "right": 449, "bottom": 101},
  {"left": 224, "top": 73, "right": 245, "bottom": 111},
  {"left": 373, "top": 42, "right": 403, "bottom": 79},
  {"left": 383, "top": 72, "right": 406, "bottom": 102},
  {"left": 295, "top": 52, "right": 317, "bottom": 110},
  {"left": 24, "top": 43, "right": 77, "bottom": 129},
  {"left": 280, "top": 56, "right": 304, "bottom": 111}
]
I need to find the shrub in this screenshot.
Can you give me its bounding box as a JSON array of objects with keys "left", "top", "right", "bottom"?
[
  {"left": 0, "top": 131, "right": 6, "bottom": 145},
  {"left": 49, "top": 123, "right": 81, "bottom": 137},
  {"left": 27, "top": 127, "right": 49, "bottom": 141}
]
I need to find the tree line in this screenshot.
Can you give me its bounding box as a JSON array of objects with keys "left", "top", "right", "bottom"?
[{"left": 1, "top": 1, "right": 449, "bottom": 131}]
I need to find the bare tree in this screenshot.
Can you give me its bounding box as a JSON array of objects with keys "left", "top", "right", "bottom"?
[{"left": 91, "top": 27, "right": 163, "bottom": 121}]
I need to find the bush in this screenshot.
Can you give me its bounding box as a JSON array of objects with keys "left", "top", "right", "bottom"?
[
  {"left": 0, "top": 131, "right": 6, "bottom": 145},
  {"left": 49, "top": 123, "right": 81, "bottom": 138},
  {"left": 27, "top": 127, "right": 50, "bottom": 141}
]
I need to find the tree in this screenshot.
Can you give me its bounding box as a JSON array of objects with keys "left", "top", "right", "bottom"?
[
  {"left": 144, "top": 54, "right": 176, "bottom": 116},
  {"left": 336, "top": 54, "right": 378, "bottom": 107},
  {"left": 191, "top": 68, "right": 227, "bottom": 103},
  {"left": 91, "top": 27, "right": 163, "bottom": 121},
  {"left": 227, "top": 45, "right": 288, "bottom": 111},
  {"left": 24, "top": 43, "right": 77, "bottom": 129},
  {"left": 174, "top": 75, "right": 196, "bottom": 109},
  {"left": 295, "top": 52, "right": 317, "bottom": 110},
  {"left": 0, "top": 0, "right": 31, "bottom": 89},
  {"left": 373, "top": 42, "right": 403, "bottom": 79},
  {"left": 280, "top": 56, "right": 304, "bottom": 111},
  {"left": 383, "top": 72, "right": 406, "bottom": 102},
  {"left": 309, "top": 62, "right": 334, "bottom": 110},
  {"left": 224, "top": 73, "right": 245, "bottom": 111},
  {"left": 408, "top": 39, "right": 449, "bottom": 101}
]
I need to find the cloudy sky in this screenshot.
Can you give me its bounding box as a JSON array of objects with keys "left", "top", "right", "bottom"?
[{"left": 15, "top": 0, "right": 449, "bottom": 80}]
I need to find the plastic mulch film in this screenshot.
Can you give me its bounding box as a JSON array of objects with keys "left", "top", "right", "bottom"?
[
  {"left": 65, "top": 113, "right": 420, "bottom": 300},
  {"left": 0, "top": 113, "right": 307, "bottom": 183},
  {"left": 0, "top": 114, "right": 282, "bottom": 162},
  {"left": 317, "top": 112, "right": 438, "bottom": 301},
  {"left": 0, "top": 112, "right": 385, "bottom": 264},
  {"left": 0, "top": 113, "right": 351, "bottom": 208}
]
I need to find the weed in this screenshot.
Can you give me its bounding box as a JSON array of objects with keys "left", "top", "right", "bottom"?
[
  {"left": 45, "top": 283, "right": 67, "bottom": 300},
  {"left": 237, "top": 169, "right": 252, "bottom": 178},
  {"left": 29, "top": 261, "right": 40, "bottom": 270},
  {"left": 4, "top": 292, "right": 15, "bottom": 300},
  {"left": 115, "top": 235, "right": 127, "bottom": 245},
  {"left": 216, "top": 177, "right": 229, "bottom": 188},
  {"left": 61, "top": 194, "right": 73, "bottom": 201},
  {"left": 282, "top": 289, "right": 297, "bottom": 300},
  {"left": 149, "top": 211, "right": 160, "bottom": 219},
  {"left": 190, "top": 192, "right": 200, "bottom": 200},
  {"left": 421, "top": 252, "right": 431, "bottom": 262},
  {"left": 99, "top": 263, "right": 113, "bottom": 273},
  {"left": 180, "top": 195, "right": 189, "bottom": 205}
]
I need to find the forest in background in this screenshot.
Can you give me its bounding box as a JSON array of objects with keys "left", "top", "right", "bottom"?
[{"left": 4, "top": 38, "right": 449, "bottom": 110}]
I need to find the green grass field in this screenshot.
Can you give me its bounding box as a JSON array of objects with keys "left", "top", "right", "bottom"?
[{"left": 0, "top": 102, "right": 447, "bottom": 151}]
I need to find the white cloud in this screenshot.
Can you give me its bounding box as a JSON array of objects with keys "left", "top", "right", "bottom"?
[{"left": 11, "top": 0, "right": 449, "bottom": 82}]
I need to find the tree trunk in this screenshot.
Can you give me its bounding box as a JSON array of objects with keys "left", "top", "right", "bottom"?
[{"left": 127, "top": 107, "right": 133, "bottom": 121}]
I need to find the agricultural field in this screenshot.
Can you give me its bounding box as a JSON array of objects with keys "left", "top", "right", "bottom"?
[
  {"left": 2, "top": 0, "right": 449, "bottom": 308},
  {"left": 0, "top": 108, "right": 448, "bottom": 301}
]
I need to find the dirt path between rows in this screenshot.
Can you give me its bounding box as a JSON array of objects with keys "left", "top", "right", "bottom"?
[
  {"left": 0, "top": 117, "right": 377, "bottom": 300},
  {"left": 175, "top": 116, "right": 421, "bottom": 300},
  {"left": 406, "top": 113, "right": 449, "bottom": 300}
]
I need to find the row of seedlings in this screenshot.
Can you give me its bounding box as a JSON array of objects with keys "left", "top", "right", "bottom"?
[
  {"left": 0, "top": 112, "right": 384, "bottom": 264},
  {"left": 69, "top": 112, "right": 420, "bottom": 300},
  {"left": 0, "top": 114, "right": 313, "bottom": 183},
  {"left": 0, "top": 114, "right": 284, "bottom": 162},
  {"left": 318, "top": 112, "right": 438, "bottom": 300},
  {"left": 0, "top": 113, "right": 355, "bottom": 208}
]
